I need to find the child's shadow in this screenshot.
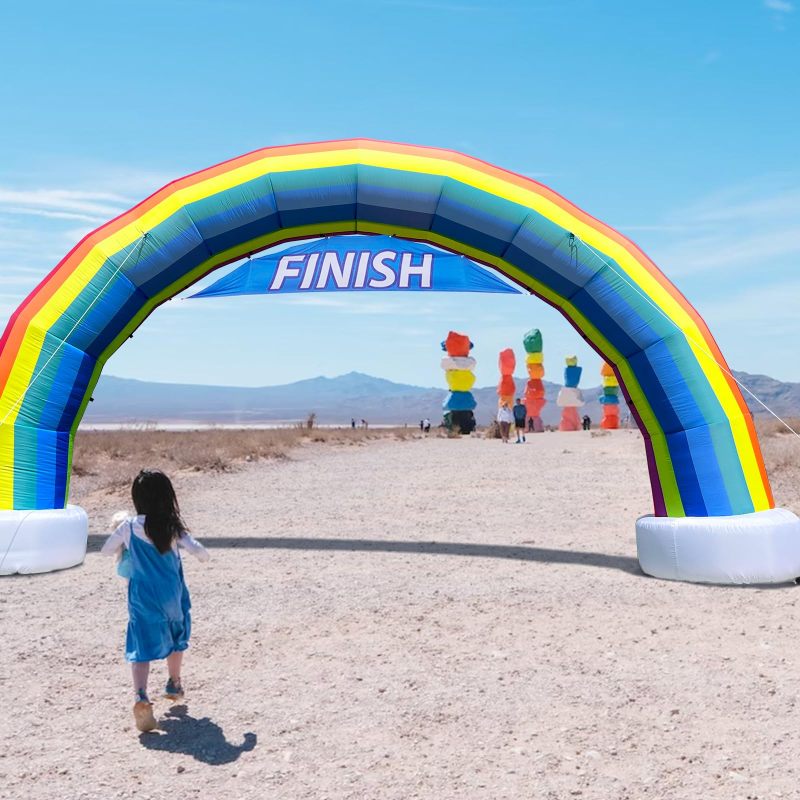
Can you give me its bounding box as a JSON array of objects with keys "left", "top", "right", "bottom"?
[{"left": 140, "top": 705, "right": 257, "bottom": 765}]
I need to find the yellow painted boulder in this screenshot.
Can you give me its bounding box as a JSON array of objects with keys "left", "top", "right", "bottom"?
[{"left": 446, "top": 369, "right": 476, "bottom": 391}]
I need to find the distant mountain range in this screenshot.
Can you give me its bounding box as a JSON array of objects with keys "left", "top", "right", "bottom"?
[{"left": 81, "top": 369, "right": 800, "bottom": 427}]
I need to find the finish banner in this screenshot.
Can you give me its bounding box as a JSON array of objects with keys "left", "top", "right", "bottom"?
[{"left": 189, "top": 235, "right": 523, "bottom": 297}]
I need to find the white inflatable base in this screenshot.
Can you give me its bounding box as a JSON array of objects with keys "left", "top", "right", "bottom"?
[
  {"left": 636, "top": 507, "right": 800, "bottom": 584},
  {"left": 0, "top": 506, "right": 88, "bottom": 575}
]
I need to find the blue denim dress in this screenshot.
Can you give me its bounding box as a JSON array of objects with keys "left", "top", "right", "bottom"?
[{"left": 125, "top": 522, "right": 192, "bottom": 663}]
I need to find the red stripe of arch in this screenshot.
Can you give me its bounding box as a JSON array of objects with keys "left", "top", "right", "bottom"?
[
  {"left": 0, "top": 139, "right": 769, "bottom": 497},
  {"left": 0, "top": 140, "right": 353, "bottom": 395}
]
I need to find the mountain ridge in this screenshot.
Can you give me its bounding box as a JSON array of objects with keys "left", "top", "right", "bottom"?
[{"left": 82, "top": 370, "right": 799, "bottom": 427}]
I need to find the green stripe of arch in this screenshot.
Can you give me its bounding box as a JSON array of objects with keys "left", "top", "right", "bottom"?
[{"left": 60, "top": 217, "right": 686, "bottom": 517}]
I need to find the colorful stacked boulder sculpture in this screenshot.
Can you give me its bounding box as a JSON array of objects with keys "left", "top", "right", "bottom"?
[
  {"left": 522, "top": 328, "right": 545, "bottom": 433},
  {"left": 557, "top": 355, "right": 584, "bottom": 431},
  {"left": 599, "top": 361, "right": 621, "bottom": 429},
  {"left": 497, "top": 348, "right": 516, "bottom": 409},
  {"left": 441, "top": 330, "right": 477, "bottom": 434}
]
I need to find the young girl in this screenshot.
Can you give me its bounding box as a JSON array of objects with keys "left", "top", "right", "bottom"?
[{"left": 102, "top": 469, "right": 209, "bottom": 733}]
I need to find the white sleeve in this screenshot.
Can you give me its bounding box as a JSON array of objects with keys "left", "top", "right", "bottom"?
[
  {"left": 101, "top": 522, "right": 131, "bottom": 557},
  {"left": 177, "top": 532, "right": 210, "bottom": 562}
]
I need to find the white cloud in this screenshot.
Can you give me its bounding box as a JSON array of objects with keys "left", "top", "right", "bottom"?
[
  {"left": 764, "top": 0, "right": 793, "bottom": 29},
  {"left": 0, "top": 270, "right": 42, "bottom": 285},
  {"left": 0, "top": 207, "right": 107, "bottom": 223},
  {"left": 683, "top": 184, "right": 800, "bottom": 223},
  {"left": 655, "top": 225, "right": 800, "bottom": 273},
  {"left": 614, "top": 176, "right": 800, "bottom": 379},
  {"left": 0, "top": 188, "right": 130, "bottom": 221},
  {"left": 275, "top": 294, "right": 439, "bottom": 316},
  {"left": 698, "top": 277, "right": 800, "bottom": 329},
  {"left": 764, "top": 0, "right": 793, "bottom": 12},
  {"left": 621, "top": 176, "right": 800, "bottom": 278},
  {"left": 0, "top": 164, "right": 177, "bottom": 314},
  {"left": 694, "top": 276, "right": 800, "bottom": 380}
]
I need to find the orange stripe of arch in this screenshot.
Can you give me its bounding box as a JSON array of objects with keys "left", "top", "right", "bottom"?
[
  {"left": 0, "top": 138, "right": 770, "bottom": 496},
  {"left": 0, "top": 138, "right": 682, "bottom": 388},
  {"left": 394, "top": 139, "right": 768, "bottom": 489},
  {"left": 0, "top": 139, "right": 353, "bottom": 395}
]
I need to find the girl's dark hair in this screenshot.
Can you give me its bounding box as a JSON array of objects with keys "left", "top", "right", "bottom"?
[{"left": 131, "top": 469, "right": 186, "bottom": 554}]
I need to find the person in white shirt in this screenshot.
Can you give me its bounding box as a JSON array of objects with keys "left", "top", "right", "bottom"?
[
  {"left": 102, "top": 469, "right": 209, "bottom": 732},
  {"left": 496, "top": 403, "right": 514, "bottom": 443}
]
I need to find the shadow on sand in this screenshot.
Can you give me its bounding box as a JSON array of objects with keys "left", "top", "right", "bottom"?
[
  {"left": 139, "top": 705, "right": 256, "bottom": 764},
  {"left": 89, "top": 534, "right": 642, "bottom": 576}
]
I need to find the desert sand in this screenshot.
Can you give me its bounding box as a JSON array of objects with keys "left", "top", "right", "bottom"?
[{"left": 2, "top": 428, "right": 800, "bottom": 799}]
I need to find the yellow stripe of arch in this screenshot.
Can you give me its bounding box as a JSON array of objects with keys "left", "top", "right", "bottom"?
[
  {"left": 358, "top": 150, "right": 768, "bottom": 509},
  {"left": 2, "top": 144, "right": 766, "bottom": 510}
]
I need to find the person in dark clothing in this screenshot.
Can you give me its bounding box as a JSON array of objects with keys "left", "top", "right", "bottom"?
[
  {"left": 512, "top": 398, "right": 527, "bottom": 443},
  {"left": 582, "top": 415, "right": 591, "bottom": 431},
  {"left": 527, "top": 416, "right": 534, "bottom": 433}
]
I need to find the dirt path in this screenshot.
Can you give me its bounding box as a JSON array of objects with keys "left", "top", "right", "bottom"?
[{"left": 2, "top": 430, "right": 799, "bottom": 799}]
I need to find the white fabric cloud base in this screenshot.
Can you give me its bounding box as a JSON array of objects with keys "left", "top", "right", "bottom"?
[
  {"left": 3, "top": 505, "right": 800, "bottom": 584},
  {"left": 0, "top": 506, "right": 88, "bottom": 575},
  {"left": 636, "top": 508, "right": 800, "bottom": 584}
]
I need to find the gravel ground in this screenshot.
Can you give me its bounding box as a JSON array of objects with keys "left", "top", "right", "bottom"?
[{"left": 2, "top": 429, "right": 799, "bottom": 799}]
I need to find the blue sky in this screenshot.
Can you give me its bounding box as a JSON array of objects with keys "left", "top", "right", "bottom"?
[{"left": 0, "top": 0, "right": 798, "bottom": 389}]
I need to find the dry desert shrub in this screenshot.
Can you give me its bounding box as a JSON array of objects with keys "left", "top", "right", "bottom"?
[
  {"left": 70, "top": 426, "right": 415, "bottom": 495},
  {"left": 755, "top": 416, "right": 800, "bottom": 438},
  {"left": 485, "top": 421, "right": 502, "bottom": 439},
  {"left": 755, "top": 418, "right": 800, "bottom": 472},
  {"left": 754, "top": 417, "right": 800, "bottom": 510},
  {"left": 760, "top": 430, "right": 800, "bottom": 474}
]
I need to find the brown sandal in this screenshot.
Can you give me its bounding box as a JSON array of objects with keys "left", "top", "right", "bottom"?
[{"left": 133, "top": 700, "right": 157, "bottom": 732}]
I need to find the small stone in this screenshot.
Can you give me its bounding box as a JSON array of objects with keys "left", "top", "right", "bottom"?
[{"left": 176, "top": 765, "right": 185, "bottom": 774}]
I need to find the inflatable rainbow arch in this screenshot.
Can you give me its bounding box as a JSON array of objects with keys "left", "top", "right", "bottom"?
[{"left": 1, "top": 139, "right": 798, "bottom": 582}]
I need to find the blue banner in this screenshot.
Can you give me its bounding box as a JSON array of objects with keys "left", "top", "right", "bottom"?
[{"left": 189, "top": 235, "right": 523, "bottom": 297}]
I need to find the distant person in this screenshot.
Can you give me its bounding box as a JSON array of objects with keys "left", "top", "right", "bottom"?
[
  {"left": 351, "top": 418, "right": 356, "bottom": 429},
  {"left": 423, "top": 418, "right": 431, "bottom": 434},
  {"left": 512, "top": 397, "right": 527, "bottom": 443},
  {"left": 496, "top": 403, "right": 514, "bottom": 443},
  {"left": 582, "top": 414, "right": 591, "bottom": 431},
  {"left": 527, "top": 416, "right": 534, "bottom": 433},
  {"left": 101, "top": 469, "right": 209, "bottom": 733},
  {"left": 361, "top": 419, "right": 369, "bottom": 429},
  {"left": 419, "top": 419, "right": 424, "bottom": 432}
]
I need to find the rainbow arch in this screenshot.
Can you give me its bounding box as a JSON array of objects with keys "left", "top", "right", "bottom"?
[{"left": 0, "top": 139, "right": 773, "bottom": 518}]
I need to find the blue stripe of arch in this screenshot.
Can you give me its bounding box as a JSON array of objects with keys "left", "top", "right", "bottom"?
[{"left": 19, "top": 166, "right": 740, "bottom": 516}]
